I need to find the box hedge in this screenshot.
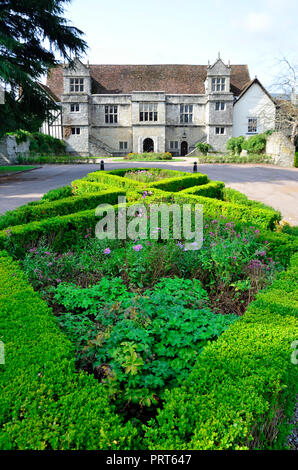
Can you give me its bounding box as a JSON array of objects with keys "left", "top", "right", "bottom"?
[
  {"left": 0, "top": 251, "right": 139, "bottom": 450},
  {"left": 180, "top": 181, "right": 225, "bottom": 199},
  {"left": 0, "top": 190, "right": 126, "bottom": 230},
  {"left": 144, "top": 252, "right": 298, "bottom": 450}
]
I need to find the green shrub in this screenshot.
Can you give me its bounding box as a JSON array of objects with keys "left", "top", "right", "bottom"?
[
  {"left": 195, "top": 142, "right": 212, "bottom": 155},
  {"left": 143, "top": 252, "right": 298, "bottom": 450},
  {"left": 294, "top": 152, "right": 298, "bottom": 168},
  {"left": 180, "top": 181, "right": 225, "bottom": 199},
  {"left": 147, "top": 174, "right": 209, "bottom": 192},
  {"left": 0, "top": 251, "right": 139, "bottom": 450},
  {"left": 156, "top": 192, "right": 281, "bottom": 230},
  {"left": 54, "top": 277, "right": 237, "bottom": 407},
  {"left": 83, "top": 172, "right": 144, "bottom": 190},
  {"left": 226, "top": 136, "right": 245, "bottom": 155},
  {"left": 223, "top": 187, "right": 276, "bottom": 212},
  {"left": 41, "top": 185, "right": 73, "bottom": 202},
  {"left": 6, "top": 130, "right": 66, "bottom": 155},
  {"left": 124, "top": 152, "right": 173, "bottom": 161},
  {"left": 242, "top": 134, "right": 267, "bottom": 154},
  {"left": 0, "top": 190, "right": 126, "bottom": 230}
]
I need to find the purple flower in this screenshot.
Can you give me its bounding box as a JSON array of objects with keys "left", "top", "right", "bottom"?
[
  {"left": 56, "top": 279, "right": 62, "bottom": 283},
  {"left": 44, "top": 251, "right": 51, "bottom": 256},
  {"left": 29, "top": 248, "right": 37, "bottom": 253},
  {"left": 133, "top": 244, "right": 143, "bottom": 252},
  {"left": 104, "top": 248, "right": 111, "bottom": 255}
]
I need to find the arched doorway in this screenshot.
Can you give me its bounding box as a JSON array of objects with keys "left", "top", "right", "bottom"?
[
  {"left": 181, "top": 141, "right": 188, "bottom": 156},
  {"left": 143, "top": 138, "right": 154, "bottom": 152}
]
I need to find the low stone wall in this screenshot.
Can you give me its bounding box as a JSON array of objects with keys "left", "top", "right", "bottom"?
[
  {"left": 0, "top": 135, "right": 30, "bottom": 165},
  {"left": 266, "top": 131, "right": 295, "bottom": 167}
]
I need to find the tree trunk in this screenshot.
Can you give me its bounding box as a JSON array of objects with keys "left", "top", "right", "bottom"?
[{"left": 291, "top": 121, "right": 298, "bottom": 144}]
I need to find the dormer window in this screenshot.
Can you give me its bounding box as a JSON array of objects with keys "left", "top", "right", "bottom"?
[
  {"left": 212, "top": 78, "right": 226, "bottom": 92},
  {"left": 70, "top": 78, "right": 84, "bottom": 93}
]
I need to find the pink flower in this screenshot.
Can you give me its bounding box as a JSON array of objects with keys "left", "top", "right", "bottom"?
[
  {"left": 133, "top": 244, "right": 143, "bottom": 252},
  {"left": 104, "top": 248, "right": 111, "bottom": 255}
]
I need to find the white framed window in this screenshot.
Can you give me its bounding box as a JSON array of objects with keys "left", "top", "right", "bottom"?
[
  {"left": 119, "top": 141, "right": 128, "bottom": 150},
  {"left": 212, "top": 78, "right": 226, "bottom": 92},
  {"left": 247, "top": 117, "right": 257, "bottom": 134},
  {"left": 215, "top": 101, "right": 225, "bottom": 111},
  {"left": 70, "top": 103, "right": 80, "bottom": 112},
  {"left": 215, "top": 127, "right": 225, "bottom": 135},
  {"left": 105, "top": 105, "right": 118, "bottom": 124},
  {"left": 180, "top": 104, "right": 193, "bottom": 124},
  {"left": 71, "top": 127, "right": 81, "bottom": 135},
  {"left": 139, "top": 103, "right": 158, "bottom": 122},
  {"left": 70, "top": 78, "right": 84, "bottom": 92},
  {"left": 169, "top": 141, "right": 179, "bottom": 150}
]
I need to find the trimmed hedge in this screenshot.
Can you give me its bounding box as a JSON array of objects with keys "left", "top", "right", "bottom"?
[
  {"left": 223, "top": 187, "right": 277, "bottom": 212},
  {"left": 0, "top": 251, "right": 139, "bottom": 450},
  {"left": 144, "top": 252, "right": 298, "bottom": 450},
  {"left": 84, "top": 172, "right": 144, "bottom": 190},
  {"left": 180, "top": 181, "right": 225, "bottom": 199},
  {"left": 148, "top": 192, "right": 281, "bottom": 231},
  {"left": 41, "top": 185, "right": 73, "bottom": 202},
  {"left": 147, "top": 174, "right": 209, "bottom": 192},
  {"left": 71, "top": 180, "right": 110, "bottom": 195},
  {"left": 0, "top": 190, "right": 126, "bottom": 230},
  {"left": 108, "top": 168, "right": 190, "bottom": 178}
]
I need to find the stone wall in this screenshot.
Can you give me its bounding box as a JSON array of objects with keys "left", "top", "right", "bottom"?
[
  {"left": 266, "top": 131, "right": 295, "bottom": 167},
  {"left": 0, "top": 135, "right": 30, "bottom": 164}
]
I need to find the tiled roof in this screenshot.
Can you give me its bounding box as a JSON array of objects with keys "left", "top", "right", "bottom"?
[{"left": 47, "top": 64, "right": 251, "bottom": 100}]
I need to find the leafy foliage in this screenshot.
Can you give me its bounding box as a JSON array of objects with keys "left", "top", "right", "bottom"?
[
  {"left": 242, "top": 133, "right": 267, "bottom": 154},
  {"left": 195, "top": 142, "right": 212, "bottom": 155},
  {"left": 53, "top": 277, "right": 237, "bottom": 406},
  {"left": 0, "top": 0, "right": 87, "bottom": 135},
  {"left": 226, "top": 136, "right": 245, "bottom": 155}
]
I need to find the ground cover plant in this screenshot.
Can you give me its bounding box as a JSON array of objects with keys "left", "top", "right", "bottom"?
[{"left": 0, "top": 167, "right": 297, "bottom": 450}]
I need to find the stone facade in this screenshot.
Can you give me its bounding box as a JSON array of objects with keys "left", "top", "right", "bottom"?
[
  {"left": 45, "top": 57, "right": 274, "bottom": 156},
  {"left": 266, "top": 131, "right": 295, "bottom": 167},
  {"left": 0, "top": 135, "right": 30, "bottom": 165}
]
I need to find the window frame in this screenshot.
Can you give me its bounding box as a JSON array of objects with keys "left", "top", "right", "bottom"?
[
  {"left": 215, "top": 127, "right": 225, "bottom": 135},
  {"left": 70, "top": 78, "right": 84, "bottom": 93},
  {"left": 247, "top": 117, "right": 258, "bottom": 134},
  {"left": 215, "top": 101, "right": 225, "bottom": 111},
  {"left": 105, "top": 105, "right": 118, "bottom": 124},
  {"left": 211, "top": 78, "right": 226, "bottom": 92},
  {"left": 180, "top": 104, "right": 193, "bottom": 124},
  {"left": 139, "top": 103, "right": 158, "bottom": 122},
  {"left": 119, "top": 141, "right": 128, "bottom": 151},
  {"left": 70, "top": 103, "right": 80, "bottom": 113},
  {"left": 169, "top": 141, "right": 179, "bottom": 150},
  {"left": 71, "top": 127, "right": 81, "bottom": 135}
]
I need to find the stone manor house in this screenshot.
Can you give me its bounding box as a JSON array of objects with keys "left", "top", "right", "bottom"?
[{"left": 44, "top": 57, "right": 276, "bottom": 156}]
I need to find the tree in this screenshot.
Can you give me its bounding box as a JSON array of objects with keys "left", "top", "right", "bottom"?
[
  {"left": 270, "top": 57, "right": 298, "bottom": 145},
  {"left": 0, "top": 0, "right": 87, "bottom": 135}
]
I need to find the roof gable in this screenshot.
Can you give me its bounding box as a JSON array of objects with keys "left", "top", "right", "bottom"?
[{"left": 235, "top": 77, "right": 275, "bottom": 104}]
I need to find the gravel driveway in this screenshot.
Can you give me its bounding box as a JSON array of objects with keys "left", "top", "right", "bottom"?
[{"left": 0, "top": 162, "right": 297, "bottom": 224}]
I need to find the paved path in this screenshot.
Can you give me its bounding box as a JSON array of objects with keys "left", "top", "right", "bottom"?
[{"left": 0, "top": 162, "right": 297, "bottom": 224}]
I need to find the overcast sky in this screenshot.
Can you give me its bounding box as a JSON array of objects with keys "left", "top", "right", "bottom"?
[{"left": 64, "top": 0, "right": 298, "bottom": 90}]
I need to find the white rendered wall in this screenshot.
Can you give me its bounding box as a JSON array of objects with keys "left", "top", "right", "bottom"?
[{"left": 233, "top": 83, "right": 275, "bottom": 137}]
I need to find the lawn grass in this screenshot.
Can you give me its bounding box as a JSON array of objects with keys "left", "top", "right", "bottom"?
[{"left": 0, "top": 165, "right": 37, "bottom": 174}]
